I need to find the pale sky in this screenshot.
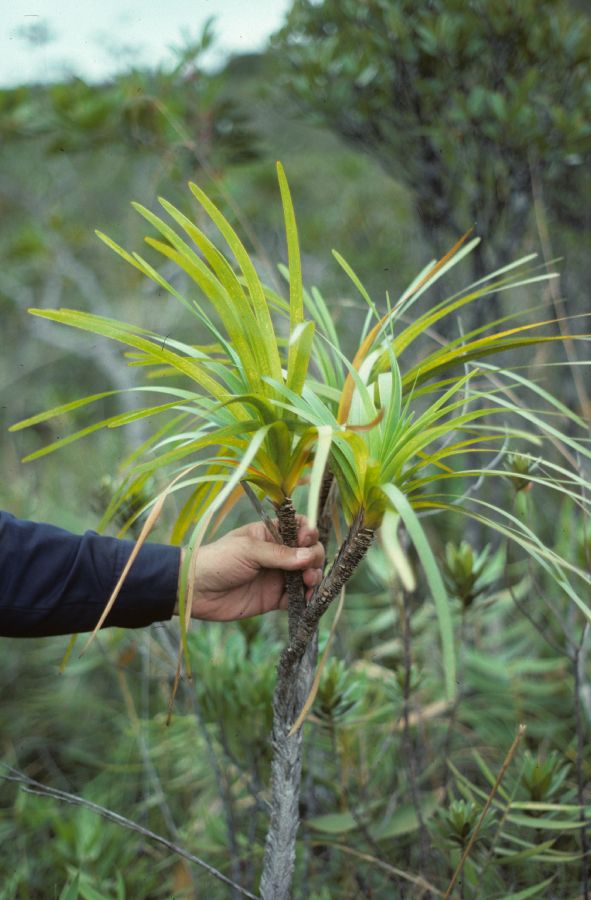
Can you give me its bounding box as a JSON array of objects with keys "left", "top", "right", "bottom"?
[{"left": 1, "top": 0, "right": 292, "bottom": 86}]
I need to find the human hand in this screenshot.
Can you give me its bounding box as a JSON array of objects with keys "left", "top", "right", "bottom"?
[{"left": 175, "top": 518, "right": 325, "bottom": 622}]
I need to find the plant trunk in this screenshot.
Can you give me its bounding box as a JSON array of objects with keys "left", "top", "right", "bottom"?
[
  {"left": 260, "top": 507, "right": 374, "bottom": 898},
  {"left": 259, "top": 634, "right": 317, "bottom": 900}
]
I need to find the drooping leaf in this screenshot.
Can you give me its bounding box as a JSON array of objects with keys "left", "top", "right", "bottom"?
[{"left": 381, "top": 483, "right": 456, "bottom": 701}]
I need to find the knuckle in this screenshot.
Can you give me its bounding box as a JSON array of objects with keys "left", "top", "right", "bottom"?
[{"left": 274, "top": 542, "right": 292, "bottom": 563}]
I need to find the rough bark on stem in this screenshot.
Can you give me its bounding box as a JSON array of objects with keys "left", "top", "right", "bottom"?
[
  {"left": 260, "top": 510, "right": 374, "bottom": 899},
  {"left": 317, "top": 466, "right": 335, "bottom": 550},
  {"left": 261, "top": 498, "right": 315, "bottom": 899},
  {"left": 276, "top": 512, "right": 374, "bottom": 699},
  {"left": 260, "top": 636, "right": 317, "bottom": 900},
  {"left": 276, "top": 498, "right": 306, "bottom": 642}
]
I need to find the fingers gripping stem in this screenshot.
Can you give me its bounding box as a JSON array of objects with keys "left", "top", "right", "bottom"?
[{"left": 276, "top": 511, "right": 374, "bottom": 712}]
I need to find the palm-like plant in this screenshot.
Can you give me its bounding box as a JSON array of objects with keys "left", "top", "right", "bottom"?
[{"left": 12, "top": 163, "right": 591, "bottom": 898}]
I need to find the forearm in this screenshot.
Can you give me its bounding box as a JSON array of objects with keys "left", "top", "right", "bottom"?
[{"left": 0, "top": 511, "right": 181, "bottom": 638}]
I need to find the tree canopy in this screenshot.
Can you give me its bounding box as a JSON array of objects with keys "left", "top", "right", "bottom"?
[{"left": 275, "top": 0, "right": 591, "bottom": 272}]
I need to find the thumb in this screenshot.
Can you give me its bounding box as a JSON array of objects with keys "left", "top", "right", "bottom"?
[{"left": 249, "top": 539, "right": 315, "bottom": 571}]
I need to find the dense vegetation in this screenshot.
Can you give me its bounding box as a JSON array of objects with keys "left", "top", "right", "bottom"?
[
  {"left": 275, "top": 0, "right": 591, "bottom": 278},
  {"left": 1, "top": 6, "right": 590, "bottom": 898}
]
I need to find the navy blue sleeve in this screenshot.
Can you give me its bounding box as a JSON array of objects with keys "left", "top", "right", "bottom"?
[{"left": 0, "top": 511, "right": 181, "bottom": 637}]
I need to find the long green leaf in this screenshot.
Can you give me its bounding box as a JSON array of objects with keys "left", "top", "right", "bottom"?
[
  {"left": 139, "top": 234, "right": 262, "bottom": 389},
  {"left": 28, "top": 308, "right": 227, "bottom": 400},
  {"left": 188, "top": 180, "right": 283, "bottom": 385},
  {"left": 500, "top": 878, "right": 556, "bottom": 899},
  {"left": 157, "top": 196, "right": 250, "bottom": 307},
  {"left": 381, "top": 483, "right": 456, "bottom": 700},
  {"left": 286, "top": 320, "right": 316, "bottom": 395},
  {"left": 307, "top": 425, "right": 334, "bottom": 529},
  {"left": 332, "top": 249, "right": 381, "bottom": 324},
  {"left": 276, "top": 162, "right": 304, "bottom": 327},
  {"left": 10, "top": 390, "right": 119, "bottom": 432}
]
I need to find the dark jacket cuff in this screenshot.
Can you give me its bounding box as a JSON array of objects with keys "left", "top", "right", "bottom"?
[{"left": 0, "top": 511, "right": 181, "bottom": 638}]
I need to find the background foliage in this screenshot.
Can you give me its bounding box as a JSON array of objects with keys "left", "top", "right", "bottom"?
[
  {"left": 274, "top": 0, "right": 591, "bottom": 286},
  {"left": 1, "top": 3, "right": 590, "bottom": 897}
]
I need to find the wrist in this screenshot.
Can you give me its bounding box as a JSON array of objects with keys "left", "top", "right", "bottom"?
[{"left": 173, "top": 548, "right": 187, "bottom": 616}]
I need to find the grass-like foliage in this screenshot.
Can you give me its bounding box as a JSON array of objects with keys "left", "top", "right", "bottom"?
[{"left": 11, "top": 163, "right": 591, "bottom": 897}]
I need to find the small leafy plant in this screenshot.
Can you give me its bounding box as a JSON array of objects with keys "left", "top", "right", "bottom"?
[{"left": 12, "top": 163, "right": 591, "bottom": 897}]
